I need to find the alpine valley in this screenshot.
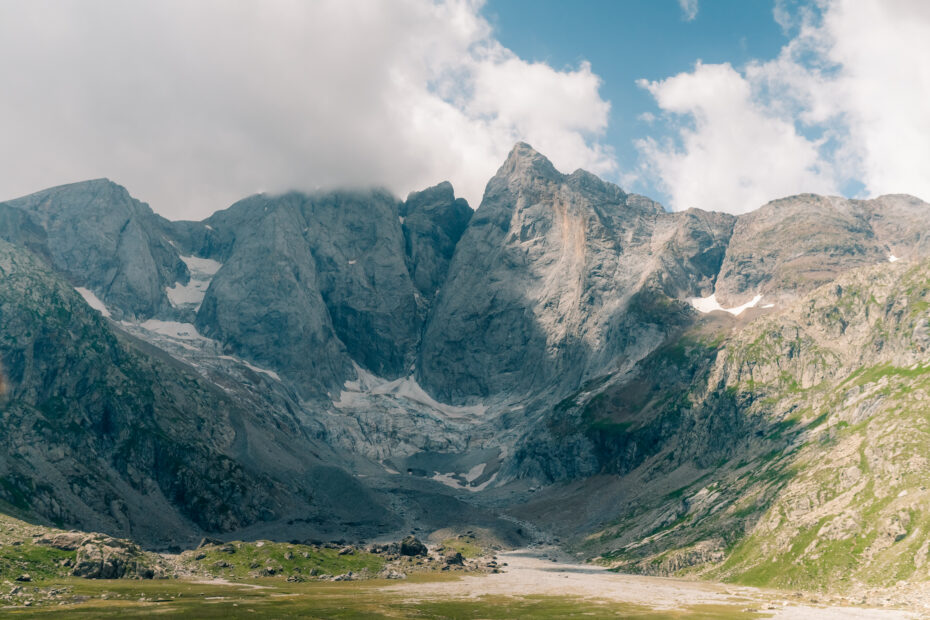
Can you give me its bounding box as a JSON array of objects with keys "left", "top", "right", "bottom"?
[{"left": 4, "top": 143, "right": 930, "bottom": 610}]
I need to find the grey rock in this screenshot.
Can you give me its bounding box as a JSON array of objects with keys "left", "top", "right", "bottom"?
[
  {"left": 400, "top": 181, "right": 472, "bottom": 302},
  {"left": 34, "top": 532, "right": 87, "bottom": 551},
  {"left": 195, "top": 195, "right": 352, "bottom": 397},
  {"left": 399, "top": 535, "right": 427, "bottom": 557},
  {"left": 714, "top": 193, "right": 930, "bottom": 306},
  {"left": 418, "top": 143, "right": 692, "bottom": 403},
  {"left": 0, "top": 203, "right": 49, "bottom": 261},
  {"left": 195, "top": 189, "right": 421, "bottom": 395},
  {"left": 444, "top": 551, "right": 464, "bottom": 565},
  {"left": 0, "top": 179, "right": 186, "bottom": 319},
  {"left": 71, "top": 535, "right": 159, "bottom": 579}
]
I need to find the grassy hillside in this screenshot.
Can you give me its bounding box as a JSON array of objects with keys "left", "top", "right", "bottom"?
[{"left": 566, "top": 258, "right": 930, "bottom": 592}]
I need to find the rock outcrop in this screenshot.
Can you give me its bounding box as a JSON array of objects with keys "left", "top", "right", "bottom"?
[
  {"left": 417, "top": 143, "right": 726, "bottom": 403},
  {"left": 0, "top": 179, "right": 186, "bottom": 319},
  {"left": 714, "top": 193, "right": 930, "bottom": 306},
  {"left": 400, "top": 181, "right": 472, "bottom": 303}
]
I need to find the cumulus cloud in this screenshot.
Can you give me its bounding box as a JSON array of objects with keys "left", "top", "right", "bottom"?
[
  {"left": 818, "top": 0, "right": 930, "bottom": 198},
  {"left": 636, "top": 63, "right": 836, "bottom": 213},
  {"left": 678, "top": 0, "right": 699, "bottom": 22},
  {"left": 637, "top": 0, "right": 930, "bottom": 213},
  {"left": 0, "top": 0, "right": 615, "bottom": 219}
]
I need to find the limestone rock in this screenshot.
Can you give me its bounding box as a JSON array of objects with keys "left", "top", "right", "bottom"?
[
  {"left": 714, "top": 193, "right": 930, "bottom": 307},
  {"left": 0, "top": 179, "right": 186, "bottom": 319},
  {"left": 418, "top": 143, "right": 700, "bottom": 403},
  {"left": 70, "top": 535, "right": 160, "bottom": 579},
  {"left": 400, "top": 181, "right": 472, "bottom": 302},
  {"left": 399, "top": 535, "right": 427, "bottom": 557}
]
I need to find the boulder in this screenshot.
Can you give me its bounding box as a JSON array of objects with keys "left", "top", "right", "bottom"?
[
  {"left": 399, "top": 535, "right": 427, "bottom": 557},
  {"left": 34, "top": 531, "right": 87, "bottom": 551},
  {"left": 70, "top": 535, "right": 161, "bottom": 579}
]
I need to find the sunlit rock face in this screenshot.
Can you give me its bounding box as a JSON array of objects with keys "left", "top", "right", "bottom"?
[
  {"left": 713, "top": 193, "right": 930, "bottom": 308},
  {"left": 418, "top": 143, "right": 732, "bottom": 404}
]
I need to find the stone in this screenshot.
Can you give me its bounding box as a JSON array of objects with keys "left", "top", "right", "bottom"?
[
  {"left": 34, "top": 532, "right": 87, "bottom": 551},
  {"left": 399, "top": 536, "right": 427, "bottom": 557},
  {"left": 197, "top": 537, "right": 223, "bottom": 549},
  {"left": 70, "top": 536, "right": 159, "bottom": 580},
  {"left": 444, "top": 551, "right": 464, "bottom": 566}
]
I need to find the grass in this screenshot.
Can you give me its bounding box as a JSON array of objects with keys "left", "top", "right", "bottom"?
[
  {"left": 0, "top": 576, "right": 768, "bottom": 619},
  {"left": 0, "top": 542, "right": 75, "bottom": 581},
  {"left": 438, "top": 536, "right": 483, "bottom": 559},
  {"left": 181, "top": 540, "right": 384, "bottom": 580}
]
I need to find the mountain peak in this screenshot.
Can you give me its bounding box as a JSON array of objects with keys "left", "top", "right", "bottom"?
[
  {"left": 404, "top": 181, "right": 457, "bottom": 208},
  {"left": 497, "top": 142, "right": 562, "bottom": 182}
]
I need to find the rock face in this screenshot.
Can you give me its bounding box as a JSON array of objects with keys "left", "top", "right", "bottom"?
[
  {"left": 194, "top": 188, "right": 444, "bottom": 396},
  {"left": 0, "top": 203, "right": 49, "bottom": 261},
  {"left": 417, "top": 143, "right": 729, "bottom": 403},
  {"left": 714, "top": 193, "right": 930, "bottom": 306},
  {"left": 0, "top": 179, "right": 186, "bottom": 319},
  {"left": 399, "top": 181, "right": 472, "bottom": 302},
  {"left": 0, "top": 239, "right": 398, "bottom": 545},
  {"left": 195, "top": 193, "right": 354, "bottom": 396}
]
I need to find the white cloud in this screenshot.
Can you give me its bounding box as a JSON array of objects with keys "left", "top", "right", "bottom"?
[
  {"left": 678, "top": 0, "right": 699, "bottom": 22},
  {"left": 0, "top": 0, "right": 615, "bottom": 219},
  {"left": 817, "top": 0, "right": 930, "bottom": 199},
  {"left": 636, "top": 62, "right": 837, "bottom": 213},
  {"left": 637, "top": 0, "right": 930, "bottom": 213}
]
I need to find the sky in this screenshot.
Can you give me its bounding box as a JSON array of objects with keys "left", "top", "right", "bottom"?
[{"left": 0, "top": 0, "right": 928, "bottom": 219}]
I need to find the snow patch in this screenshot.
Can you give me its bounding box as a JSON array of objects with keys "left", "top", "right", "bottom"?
[
  {"left": 888, "top": 254, "right": 899, "bottom": 263},
  {"left": 761, "top": 303, "right": 775, "bottom": 309},
  {"left": 431, "top": 470, "right": 498, "bottom": 493},
  {"left": 335, "top": 365, "right": 486, "bottom": 418},
  {"left": 464, "top": 463, "right": 486, "bottom": 483},
  {"left": 127, "top": 318, "right": 282, "bottom": 381},
  {"left": 689, "top": 293, "right": 762, "bottom": 317},
  {"left": 75, "top": 287, "right": 111, "bottom": 317},
  {"left": 167, "top": 255, "right": 223, "bottom": 311},
  {"left": 181, "top": 255, "right": 222, "bottom": 276},
  {"left": 140, "top": 319, "right": 208, "bottom": 341},
  {"left": 369, "top": 376, "right": 487, "bottom": 418},
  {"left": 217, "top": 355, "right": 282, "bottom": 381}
]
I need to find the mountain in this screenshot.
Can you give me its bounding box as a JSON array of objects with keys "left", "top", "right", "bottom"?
[
  {"left": 514, "top": 257, "right": 930, "bottom": 592},
  {"left": 2, "top": 143, "right": 930, "bottom": 593},
  {"left": 714, "top": 193, "right": 930, "bottom": 307},
  {"left": 0, "top": 238, "right": 404, "bottom": 546},
  {"left": 418, "top": 142, "right": 732, "bottom": 404},
  {"left": 0, "top": 179, "right": 186, "bottom": 319}
]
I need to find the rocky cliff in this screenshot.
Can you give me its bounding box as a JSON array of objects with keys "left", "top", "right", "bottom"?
[
  {"left": 0, "top": 180, "right": 186, "bottom": 319},
  {"left": 418, "top": 143, "right": 732, "bottom": 404}
]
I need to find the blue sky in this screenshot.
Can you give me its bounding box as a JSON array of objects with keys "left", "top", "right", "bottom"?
[
  {"left": 483, "top": 0, "right": 790, "bottom": 200},
  {"left": 0, "top": 1, "right": 928, "bottom": 218}
]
